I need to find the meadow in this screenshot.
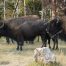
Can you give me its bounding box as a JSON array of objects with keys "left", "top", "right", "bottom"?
[{"left": 0, "top": 37, "right": 66, "bottom": 66}]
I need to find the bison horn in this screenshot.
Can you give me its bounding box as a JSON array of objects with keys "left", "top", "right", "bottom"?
[{"left": 0, "top": 21, "right": 4, "bottom": 28}]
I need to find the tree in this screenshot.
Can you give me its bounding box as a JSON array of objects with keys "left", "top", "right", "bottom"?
[
  {"left": 41, "top": 0, "right": 51, "bottom": 20},
  {"left": 3, "top": 0, "right": 6, "bottom": 20},
  {"left": 26, "top": 0, "right": 41, "bottom": 16},
  {"left": 0, "top": 0, "right": 4, "bottom": 19}
]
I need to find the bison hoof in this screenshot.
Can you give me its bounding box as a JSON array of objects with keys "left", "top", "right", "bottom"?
[
  {"left": 20, "top": 47, "right": 22, "bottom": 51},
  {"left": 20, "top": 49, "right": 22, "bottom": 51},
  {"left": 16, "top": 47, "right": 19, "bottom": 50},
  {"left": 52, "top": 47, "right": 55, "bottom": 50},
  {"left": 55, "top": 47, "right": 59, "bottom": 50},
  {"left": 49, "top": 46, "right": 51, "bottom": 49}
]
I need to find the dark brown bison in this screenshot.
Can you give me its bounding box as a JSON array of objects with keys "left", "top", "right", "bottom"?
[
  {"left": 46, "top": 18, "right": 62, "bottom": 49},
  {"left": 0, "top": 16, "right": 62, "bottom": 51},
  {"left": 0, "top": 19, "right": 47, "bottom": 50}
]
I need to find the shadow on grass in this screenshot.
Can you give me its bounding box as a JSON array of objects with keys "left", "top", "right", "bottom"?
[
  {"left": 23, "top": 47, "right": 35, "bottom": 51},
  {"left": 0, "top": 61, "right": 10, "bottom": 65}
]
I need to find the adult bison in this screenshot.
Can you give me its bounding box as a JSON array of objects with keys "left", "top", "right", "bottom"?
[
  {"left": 48, "top": 8, "right": 66, "bottom": 49},
  {"left": 46, "top": 18, "right": 62, "bottom": 49},
  {"left": 0, "top": 17, "right": 62, "bottom": 51},
  {"left": 0, "top": 19, "right": 46, "bottom": 50}
]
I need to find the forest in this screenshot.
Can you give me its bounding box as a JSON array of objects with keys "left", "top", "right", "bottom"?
[
  {"left": 0, "top": 0, "right": 66, "bottom": 20},
  {"left": 0, "top": 0, "right": 66, "bottom": 66}
]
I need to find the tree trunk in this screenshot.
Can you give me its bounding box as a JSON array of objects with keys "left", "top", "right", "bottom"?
[
  {"left": 14, "top": 0, "right": 19, "bottom": 18},
  {"left": 41, "top": 0, "right": 45, "bottom": 20},
  {"left": 4, "top": 0, "right": 6, "bottom": 20},
  {"left": 24, "top": 0, "right": 26, "bottom": 16},
  {"left": 51, "top": 0, "right": 57, "bottom": 19}
]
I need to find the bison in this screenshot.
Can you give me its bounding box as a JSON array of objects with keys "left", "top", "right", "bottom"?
[
  {"left": 46, "top": 18, "right": 62, "bottom": 49},
  {"left": 40, "top": 18, "right": 62, "bottom": 49},
  {"left": 0, "top": 17, "right": 62, "bottom": 50},
  {"left": 0, "top": 19, "right": 47, "bottom": 50}
]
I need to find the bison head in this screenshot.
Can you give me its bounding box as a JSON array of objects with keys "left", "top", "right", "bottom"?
[{"left": 48, "top": 18, "right": 62, "bottom": 36}]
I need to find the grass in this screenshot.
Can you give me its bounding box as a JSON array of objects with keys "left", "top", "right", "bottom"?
[
  {"left": 27, "top": 61, "right": 61, "bottom": 66},
  {"left": 27, "top": 47, "right": 66, "bottom": 66},
  {"left": 0, "top": 38, "right": 66, "bottom": 66}
]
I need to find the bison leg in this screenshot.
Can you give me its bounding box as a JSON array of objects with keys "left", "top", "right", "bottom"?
[
  {"left": 19, "top": 41, "right": 24, "bottom": 51},
  {"left": 17, "top": 41, "right": 24, "bottom": 51},
  {"left": 41, "top": 36, "right": 47, "bottom": 47},
  {"left": 11, "top": 39, "right": 14, "bottom": 44},
  {"left": 55, "top": 39, "right": 58, "bottom": 49},
  {"left": 16, "top": 36, "right": 24, "bottom": 51},
  {"left": 6, "top": 37, "right": 10, "bottom": 44},
  {"left": 52, "top": 38, "right": 55, "bottom": 49},
  {"left": 16, "top": 44, "right": 19, "bottom": 50},
  {"left": 52, "top": 37, "right": 58, "bottom": 50},
  {"left": 48, "top": 39, "right": 51, "bottom": 48}
]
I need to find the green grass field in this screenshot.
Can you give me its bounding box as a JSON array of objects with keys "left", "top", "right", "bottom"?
[{"left": 0, "top": 37, "right": 66, "bottom": 66}]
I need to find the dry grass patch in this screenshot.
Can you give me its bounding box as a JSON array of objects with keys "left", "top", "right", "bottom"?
[
  {"left": 27, "top": 61, "right": 61, "bottom": 66},
  {"left": 27, "top": 47, "right": 66, "bottom": 66},
  {"left": 55, "top": 49, "right": 66, "bottom": 66},
  {"left": 0, "top": 39, "right": 66, "bottom": 66}
]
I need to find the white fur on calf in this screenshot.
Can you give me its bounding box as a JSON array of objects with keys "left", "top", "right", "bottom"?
[{"left": 34, "top": 47, "right": 56, "bottom": 63}]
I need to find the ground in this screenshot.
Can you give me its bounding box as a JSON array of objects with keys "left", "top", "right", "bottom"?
[{"left": 0, "top": 37, "right": 66, "bottom": 66}]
